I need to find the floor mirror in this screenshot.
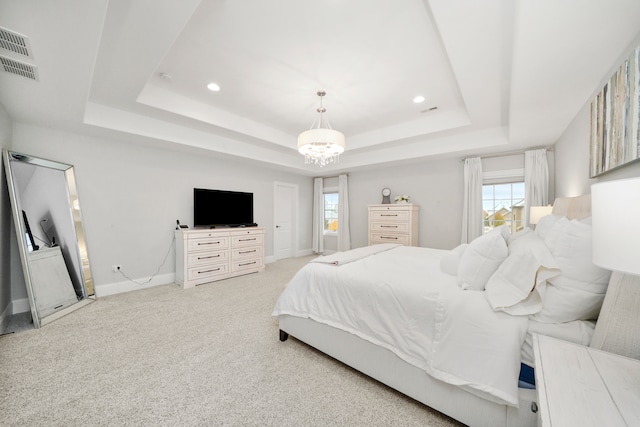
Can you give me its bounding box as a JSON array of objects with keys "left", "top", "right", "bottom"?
[{"left": 3, "top": 150, "right": 95, "bottom": 328}]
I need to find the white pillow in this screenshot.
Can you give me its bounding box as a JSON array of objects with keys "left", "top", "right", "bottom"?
[
  {"left": 532, "top": 217, "right": 612, "bottom": 323},
  {"left": 507, "top": 227, "right": 532, "bottom": 246},
  {"left": 440, "top": 244, "right": 468, "bottom": 276},
  {"left": 457, "top": 230, "right": 508, "bottom": 290},
  {"left": 485, "top": 232, "right": 560, "bottom": 315},
  {"left": 492, "top": 225, "right": 512, "bottom": 241},
  {"left": 534, "top": 214, "right": 562, "bottom": 240}
]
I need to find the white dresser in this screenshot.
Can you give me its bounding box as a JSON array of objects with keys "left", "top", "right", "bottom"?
[
  {"left": 368, "top": 204, "right": 419, "bottom": 246},
  {"left": 175, "top": 227, "right": 265, "bottom": 289}
]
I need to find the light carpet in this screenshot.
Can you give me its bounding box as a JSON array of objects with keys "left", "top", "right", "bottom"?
[{"left": 0, "top": 256, "right": 460, "bottom": 426}]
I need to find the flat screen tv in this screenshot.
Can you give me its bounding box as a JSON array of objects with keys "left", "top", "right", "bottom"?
[{"left": 194, "top": 188, "right": 254, "bottom": 228}]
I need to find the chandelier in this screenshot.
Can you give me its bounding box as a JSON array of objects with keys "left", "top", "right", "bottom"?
[{"left": 297, "top": 90, "right": 345, "bottom": 167}]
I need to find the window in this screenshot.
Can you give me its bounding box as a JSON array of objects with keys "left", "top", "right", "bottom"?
[
  {"left": 324, "top": 192, "right": 338, "bottom": 233},
  {"left": 482, "top": 182, "right": 525, "bottom": 233}
]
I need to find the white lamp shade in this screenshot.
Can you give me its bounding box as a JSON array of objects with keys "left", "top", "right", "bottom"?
[
  {"left": 297, "top": 128, "right": 345, "bottom": 155},
  {"left": 591, "top": 177, "right": 640, "bottom": 275},
  {"left": 530, "top": 206, "right": 553, "bottom": 224}
]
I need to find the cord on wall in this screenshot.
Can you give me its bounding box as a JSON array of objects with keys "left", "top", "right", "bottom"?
[{"left": 115, "top": 235, "right": 176, "bottom": 286}]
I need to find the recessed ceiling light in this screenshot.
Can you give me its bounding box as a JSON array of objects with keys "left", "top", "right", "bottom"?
[
  {"left": 207, "top": 82, "right": 221, "bottom": 92},
  {"left": 413, "top": 95, "right": 425, "bottom": 104}
]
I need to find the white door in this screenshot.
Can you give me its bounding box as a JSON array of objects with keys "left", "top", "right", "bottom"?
[{"left": 274, "top": 182, "right": 297, "bottom": 260}]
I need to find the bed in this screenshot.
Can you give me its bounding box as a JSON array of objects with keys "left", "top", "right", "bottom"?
[{"left": 272, "top": 195, "right": 611, "bottom": 427}]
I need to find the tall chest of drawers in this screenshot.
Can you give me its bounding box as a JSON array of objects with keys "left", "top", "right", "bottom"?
[
  {"left": 175, "top": 227, "right": 265, "bottom": 289},
  {"left": 368, "top": 204, "right": 419, "bottom": 246}
]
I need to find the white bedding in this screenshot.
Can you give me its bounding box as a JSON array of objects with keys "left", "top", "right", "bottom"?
[
  {"left": 521, "top": 319, "right": 595, "bottom": 367},
  {"left": 272, "top": 245, "right": 528, "bottom": 406},
  {"left": 309, "top": 243, "right": 400, "bottom": 265}
]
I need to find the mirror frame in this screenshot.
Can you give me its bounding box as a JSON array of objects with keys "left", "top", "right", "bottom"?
[{"left": 3, "top": 149, "right": 95, "bottom": 328}]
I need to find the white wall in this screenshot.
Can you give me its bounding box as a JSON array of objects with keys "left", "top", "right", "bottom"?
[
  {"left": 11, "top": 123, "right": 313, "bottom": 296},
  {"left": 347, "top": 158, "right": 464, "bottom": 250},
  {"left": 3, "top": 106, "right": 583, "bottom": 307},
  {"left": 555, "top": 103, "right": 640, "bottom": 197}
]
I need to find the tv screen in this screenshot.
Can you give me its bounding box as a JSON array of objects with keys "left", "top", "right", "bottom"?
[{"left": 194, "top": 188, "right": 254, "bottom": 227}]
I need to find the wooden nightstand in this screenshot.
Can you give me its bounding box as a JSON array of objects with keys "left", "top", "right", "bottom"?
[{"left": 533, "top": 334, "right": 640, "bottom": 426}]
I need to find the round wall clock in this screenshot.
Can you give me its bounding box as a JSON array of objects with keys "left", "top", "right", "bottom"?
[{"left": 382, "top": 187, "right": 391, "bottom": 204}]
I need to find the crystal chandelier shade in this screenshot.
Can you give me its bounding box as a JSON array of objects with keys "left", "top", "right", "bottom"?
[{"left": 297, "top": 91, "right": 345, "bottom": 167}]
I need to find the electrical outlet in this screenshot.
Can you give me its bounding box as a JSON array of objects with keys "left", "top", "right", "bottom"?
[{"left": 112, "top": 265, "right": 122, "bottom": 272}]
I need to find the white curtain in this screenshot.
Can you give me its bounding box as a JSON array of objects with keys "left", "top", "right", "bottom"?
[
  {"left": 524, "top": 149, "right": 549, "bottom": 226},
  {"left": 337, "top": 174, "right": 351, "bottom": 252},
  {"left": 461, "top": 157, "right": 483, "bottom": 243},
  {"left": 312, "top": 177, "right": 324, "bottom": 253}
]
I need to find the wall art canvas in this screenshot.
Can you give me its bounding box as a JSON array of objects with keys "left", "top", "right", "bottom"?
[{"left": 590, "top": 45, "right": 640, "bottom": 177}]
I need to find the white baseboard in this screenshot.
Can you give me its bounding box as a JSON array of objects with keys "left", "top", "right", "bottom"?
[
  {"left": 265, "top": 255, "right": 276, "bottom": 264},
  {"left": 2, "top": 299, "right": 32, "bottom": 332},
  {"left": 95, "top": 272, "right": 175, "bottom": 297},
  {"left": 11, "top": 297, "right": 30, "bottom": 314}
]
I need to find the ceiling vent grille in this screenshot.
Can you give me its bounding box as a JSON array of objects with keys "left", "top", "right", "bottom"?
[
  {"left": 0, "top": 55, "right": 39, "bottom": 80},
  {"left": 0, "top": 27, "right": 33, "bottom": 58}
]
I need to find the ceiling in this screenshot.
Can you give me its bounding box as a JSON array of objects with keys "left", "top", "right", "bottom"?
[{"left": 1, "top": 0, "right": 639, "bottom": 176}]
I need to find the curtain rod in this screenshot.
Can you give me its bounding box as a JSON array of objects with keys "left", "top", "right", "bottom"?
[{"left": 461, "top": 146, "right": 553, "bottom": 162}]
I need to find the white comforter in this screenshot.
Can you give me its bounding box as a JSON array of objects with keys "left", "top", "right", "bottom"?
[{"left": 272, "top": 245, "right": 528, "bottom": 406}]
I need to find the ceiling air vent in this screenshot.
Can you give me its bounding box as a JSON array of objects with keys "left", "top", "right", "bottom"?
[
  {"left": 0, "top": 26, "right": 33, "bottom": 58},
  {"left": 0, "top": 55, "right": 39, "bottom": 81}
]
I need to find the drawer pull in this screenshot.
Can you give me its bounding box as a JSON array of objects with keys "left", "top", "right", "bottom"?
[
  {"left": 239, "top": 250, "right": 257, "bottom": 254},
  {"left": 381, "top": 214, "right": 398, "bottom": 217},
  {"left": 198, "top": 254, "right": 220, "bottom": 260},
  {"left": 380, "top": 225, "right": 398, "bottom": 228},
  {"left": 239, "top": 261, "right": 257, "bottom": 267},
  {"left": 199, "top": 268, "right": 221, "bottom": 274},
  {"left": 381, "top": 236, "right": 398, "bottom": 240},
  {"left": 198, "top": 241, "right": 220, "bottom": 245},
  {"left": 239, "top": 238, "right": 257, "bottom": 242},
  {"left": 530, "top": 402, "right": 538, "bottom": 413}
]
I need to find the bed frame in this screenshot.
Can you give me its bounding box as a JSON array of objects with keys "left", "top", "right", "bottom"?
[{"left": 277, "top": 195, "right": 591, "bottom": 427}]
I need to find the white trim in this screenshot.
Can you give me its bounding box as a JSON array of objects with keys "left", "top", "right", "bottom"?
[
  {"left": 11, "top": 297, "right": 30, "bottom": 314},
  {"left": 94, "top": 272, "right": 175, "bottom": 297}
]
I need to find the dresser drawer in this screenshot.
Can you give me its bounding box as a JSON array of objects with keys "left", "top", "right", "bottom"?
[
  {"left": 231, "top": 256, "right": 264, "bottom": 272},
  {"left": 231, "top": 233, "right": 263, "bottom": 248},
  {"left": 187, "top": 236, "right": 229, "bottom": 252},
  {"left": 370, "top": 233, "right": 410, "bottom": 245},
  {"left": 231, "top": 245, "right": 263, "bottom": 260},
  {"left": 369, "top": 210, "right": 410, "bottom": 222},
  {"left": 187, "top": 250, "right": 228, "bottom": 266},
  {"left": 187, "top": 262, "right": 229, "bottom": 282},
  {"left": 370, "top": 221, "right": 410, "bottom": 233}
]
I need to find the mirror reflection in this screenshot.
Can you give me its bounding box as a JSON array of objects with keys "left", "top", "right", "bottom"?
[{"left": 3, "top": 150, "right": 94, "bottom": 328}]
